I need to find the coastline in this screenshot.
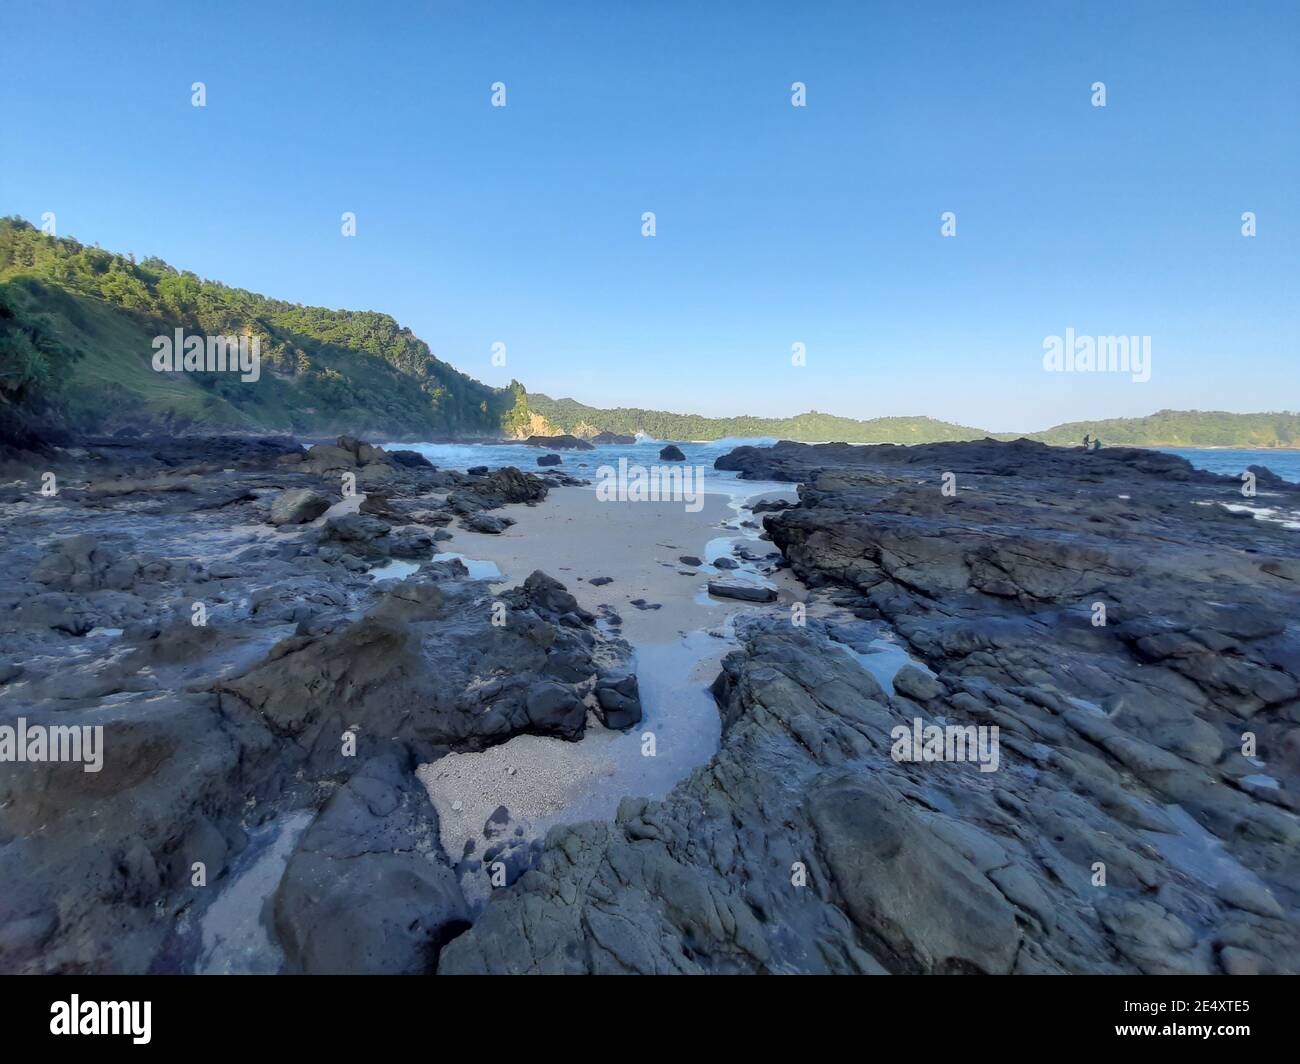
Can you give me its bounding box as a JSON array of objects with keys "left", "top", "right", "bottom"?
[{"left": 3, "top": 432, "right": 1299, "bottom": 975}]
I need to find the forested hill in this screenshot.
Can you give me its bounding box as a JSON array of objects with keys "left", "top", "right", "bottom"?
[
  {"left": 521, "top": 392, "right": 989, "bottom": 444},
  {"left": 2, "top": 218, "right": 1295, "bottom": 451},
  {"left": 523, "top": 393, "right": 1300, "bottom": 449},
  {"left": 0, "top": 217, "right": 529, "bottom": 444},
  {"left": 1026, "top": 410, "right": 1300, "bottom": 449}
]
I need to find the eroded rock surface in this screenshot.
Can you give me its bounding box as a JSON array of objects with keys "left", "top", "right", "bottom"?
[
  {"left": 0, "top": 435, "right": 625, "bottom": 974},
  {"left": 441, "top": 439, "right": 1300, "bottom": 974}
]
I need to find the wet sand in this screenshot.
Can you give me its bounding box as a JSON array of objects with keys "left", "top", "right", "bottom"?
[
  {"left": 415, "top": 482, "right": 805, "bottom": 897},
  {"left": 442, "top": 484, "right": 804, "bottom": 644}
]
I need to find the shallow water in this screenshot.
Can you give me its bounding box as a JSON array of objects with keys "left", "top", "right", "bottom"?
[
  {"left": 418, "top": 628, "right": 728, "bottom": 907},
  {"left": 369, "top": 552, "right": 503, "bottom": 583},
  {"left": 393, "top": 436, "right": 1300, "bottom": 488},
  {"left": 386, "top": 436, "right": 797, "bottom": 506},
  {"left": 195, "top": 810, "right": 314, "bottom": 975},
  {"left": 829, "top": 631, "right": 935, "bottom": 696}
]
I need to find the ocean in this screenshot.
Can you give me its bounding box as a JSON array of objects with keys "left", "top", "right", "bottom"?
[
  {"left": 1158, "top": 447, "right": 1300, "bottom": 483},
  {"left": 391, "top": 436, "right": 1300, "bottom": 487},
  {"left": 392, "top": 436, "right": 792, "bottom": 504}
]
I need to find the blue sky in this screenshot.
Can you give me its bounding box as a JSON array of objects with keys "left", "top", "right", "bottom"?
[{"left": 2, "top": 0, "right": 1296, "bottom": 431}]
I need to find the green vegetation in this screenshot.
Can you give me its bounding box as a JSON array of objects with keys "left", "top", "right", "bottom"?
[
  {"left": 2, "top": 218, "right": 1295, "bottom": 451},
  {"left": 526, "top": 394, "right": 990, "bottom": 444},
  {"left": 0, "top": 217, "right": 522, "bottom": 440},
  {"left": 0, "top": 279, "right": 84, "bottom": 445},
  {"left": 1026, "top": 410, "right": 1300, "bottom": 449},
  {"left": 526, "top": 398, "right": 1300, "bottom": 450}
]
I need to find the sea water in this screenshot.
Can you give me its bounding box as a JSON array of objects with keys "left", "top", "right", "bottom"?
[
  {"left": 1159, "top": 446, "right": 1300, "bottom": 483},
  {"left": 388, "top": 436, "right": 1300, "bottom": 488}
]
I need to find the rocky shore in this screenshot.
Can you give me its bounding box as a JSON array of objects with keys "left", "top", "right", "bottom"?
[
  {"left": 444, "top": 438, "right": 1300, "bottom": 973},
  {"left": 0, "top": 435, "right": 633, "bottom": 973},
  {"left": 2, "top": 433, "right": 1297, "bottom": 974}
]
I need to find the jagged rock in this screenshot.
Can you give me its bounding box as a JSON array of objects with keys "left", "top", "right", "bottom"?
[
  {"left": 524, "top": 681, "right": 587, "bottom": 737},
  {"left": 442, "top": 429, "right": 1300, "bottom": 975},
  {"left": 32, "top": 535, "right": 139, "bottom": 592},
  {"left": 323, "top": 512, "right": 391, "bottom": 543},
  {"left": 302, "top": 443, "right": 357, "bottom": 471},
  {"left": 448, "top": 467, "right": 547, "bottom": 516},
  {"left": 0, "top": 693, "right": 265, "bottom": 973},
  {"left": 594, "top": 672, "right": 642, "bottom": 729},
  {"left": 274, "top": 753, "right": 469, "bottom": 974},
  {"left": 463, "top": 512, "right": 512, "bottom": 534},
  {"left": 519, "top": 434, "right": 594, "bottom": 451},
  {"left": 389, "top": 449, "right": 433, "bottom": 469},
  {"left": 659, "top": 444, "right": 686, "bottom": 461},
  {"left": 217, "top": 570, "right": 618, "bottom": 766}
]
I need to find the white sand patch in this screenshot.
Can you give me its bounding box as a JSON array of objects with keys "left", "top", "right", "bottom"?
[{"left": 446, "top": 485, "right": 803, "bottom": 644}]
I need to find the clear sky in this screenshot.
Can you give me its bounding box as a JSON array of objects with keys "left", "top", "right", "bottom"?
[{"left": 2, "top": 0, "right": 1296, "bottom": 431}]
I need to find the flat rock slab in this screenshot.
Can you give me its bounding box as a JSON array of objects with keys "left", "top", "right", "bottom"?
[{"left": 707, "top": 581, "right": 776, "bottom": 603}]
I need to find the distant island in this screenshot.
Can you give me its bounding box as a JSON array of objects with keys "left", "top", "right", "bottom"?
[{"left": 3, "top": 217, "right": 1297, "bottom": 451}]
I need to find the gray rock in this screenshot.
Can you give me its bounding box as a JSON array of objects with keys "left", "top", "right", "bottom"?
[
  {"left": 389, "top": 449, "right": 433, "bottom": 469},
  {"left": 893, "top": 665, "right": 942, "bottom": 702},
  {"left": 524, "top": 681, "right": 587, "bottom": 737},
  {"left": 275, "top": 754, "right": 469, "bottom": 974},
  {"left": 269, "top": 488, "right": 332, "bottom": 526},
  {"left": 462, "top": 512, "right": 513, "bottom": 534},
  {"left": 594, "top": 672, "right": 643, "bottom": 730},
  {"left": 707, "top": 581, "right": 776, "bottom": 603}
]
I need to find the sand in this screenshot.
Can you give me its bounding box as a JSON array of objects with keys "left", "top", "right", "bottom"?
[
  {"left": 437, "top": 484, "right": 804, "bottom": 645},
  {"left": 413, "top": 482, "right": 807, "bottom": 894}
]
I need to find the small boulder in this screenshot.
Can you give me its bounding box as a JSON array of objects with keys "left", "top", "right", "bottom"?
[
  {"left": 389, "top": 449, "right": 433, "bottom": 469},
  {"left": 594, "top": 673, "right": 642, "bottom": 729},
  {"left": 524, "top": 682, "right": 587, "bottom": 738},
  {"left": 893, "top": 665, "right": 943, "bottom": 703},
  {"left": 270, "top": 489, "right": 332, "bottom": 526},
  {"left": 463, "top": 513, "right": 513, "bottom": 534}
]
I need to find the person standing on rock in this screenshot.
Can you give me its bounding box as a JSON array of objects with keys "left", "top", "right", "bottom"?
[{"left": 1082, "top": 434, "right": 1091, "bottom": 449}]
